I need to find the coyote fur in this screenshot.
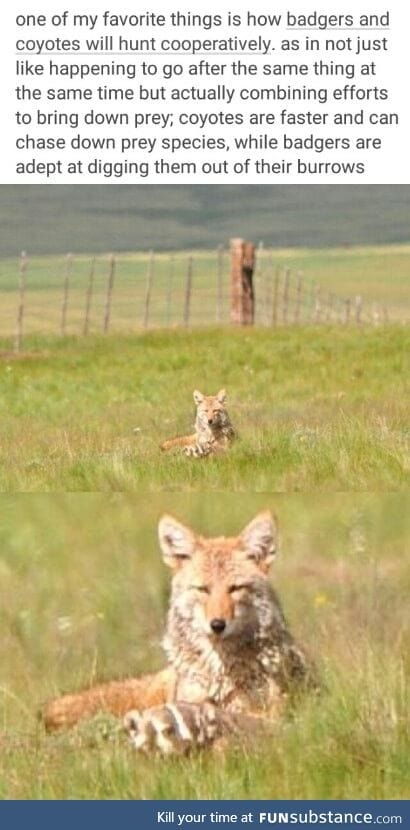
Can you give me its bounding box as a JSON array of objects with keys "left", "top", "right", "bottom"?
[
  {"left": 160, "top": 389, "right": 235, "bottom": 457},
  {"left": 43, "top": 512, "right": 317, "bottom": 754}
]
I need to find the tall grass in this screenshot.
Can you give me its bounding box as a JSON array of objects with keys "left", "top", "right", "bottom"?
[
  {"left": 0, "top": 493, "right": 408, "bottom": 799},
  {"left": 0, "top": 326, "right": 408, "bottom": 491}
]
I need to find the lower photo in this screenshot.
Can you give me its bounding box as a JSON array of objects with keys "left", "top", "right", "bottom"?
[{"left": 0, "top": 492, "right": 409, "bottom": 800}]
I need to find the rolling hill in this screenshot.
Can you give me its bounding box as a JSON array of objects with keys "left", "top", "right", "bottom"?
[{"left": 1, "top": 184, "right": 409, "bottom": 256}]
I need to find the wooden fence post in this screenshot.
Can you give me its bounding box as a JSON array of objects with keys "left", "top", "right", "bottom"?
[
  {"left": 355, "top": 294, "right": 363, "bottom": 326},
  {"left": 230, "top": 238, "right": 255, "bottom": 325},
  {"left": 183, "top": 256, "right": 193, "bottom": 326},
  {"left": 294, "top": 271, "right": 303, "bottom": 324},
  {"left": 344, "top": 298, "right": 351, "bottom": 325},
  {"left": 264, "top": 251, "right": 273, "bottom": 327},
  {"left": 60, "top": 253, "right": 72, "bottom": 336},
  {"left": 216, "top": 245, "right": 224, "bottom": 323},
  {"left": 143, "top": 251, "right": 154, "bottom": 329},
  {"left": 371, "top": 303, "right": 379, "bottom": 326},
  {"left": 166, "top": 254, "right": 174, "bottom": 326},
  {"left": 83, "top": 256, "right": 95, "bottom": 336},
  {"left": 309, "top": 280, "right": 316, "bottom": 323},
  {"left": 14, "top": 251, "right": 28, "bottom": 354},
  {"left": 314, "top": 286, "right": 322, "bottom": 323},
  {"left": 327, "top": 293, "right": 333, "bottom": 323},
  {"left": 282, "top": 268, "right": 290, "bottom": 324},
  {"left": 103, "top": 254, "right": 116, "bottom": 334},
  {"left": 256, "top": 241, "right": 265, "bottom": 325},
  {"left": 271, "top": 268, "right": 279, "bottom": 327}
]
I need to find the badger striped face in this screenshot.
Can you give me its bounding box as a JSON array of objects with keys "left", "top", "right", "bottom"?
[{"left": 124, "top": 702, "right": 222, "bottom": 755}]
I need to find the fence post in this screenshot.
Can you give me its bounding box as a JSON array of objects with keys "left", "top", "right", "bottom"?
[
  {"left": 271, "top": 268, "right": 279, "bottom": 327},
  {"left": 230, "top": 238, "right": 255, "bottom": 325},
  {"left": 264, "top": 251, "right": 273, "bottom": 327},
  {"left": 294, "top": 271, "right": 303, "bottom": 324},
  {"left": 183, "top": 256, "right": 193, "bottom": 326},
  {"left": 328, "top": 293, "right": 333, "bottom": 323},
  {"left": 103, "top": 254, "right": 116, "bottom": 334},
  {"left": 143, "top": 250, "right": 154, "bottom": 329},
  {"left": 166, "top": 254, "right": 174, "bottom": 327},
  {"left": 354, "top": 294, "right": 363, "bottom": 326},
  {"left": 344, "top": 298, "right": 351, "bottom": 325},
  {"left": 314, "top": 286, "right": 322, "bottom": 323},
  {"left": 83, "top": 256, "right": 95, "bottom": 336},
  {"left": 60, "top": 253, "right": 72, "bottom": 336},
  {"left": 282, "top": 268, "right": 290, "bottom": 324},
  {"left": 256, "top": 241, "right": 265, "bottom": 325},
  {"left": 14, "top": 251, "right": 28, "bottom": 354},
  {"left": 216, "top": 244, "right": 224, "bottom": 323}
]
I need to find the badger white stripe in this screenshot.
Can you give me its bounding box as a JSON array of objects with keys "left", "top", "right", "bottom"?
[{"left": 165, "top": 704, "right": 194, "bottom": 742}]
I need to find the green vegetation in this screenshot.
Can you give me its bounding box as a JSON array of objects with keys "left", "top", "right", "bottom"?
[
  {"left": 0, "top": 326, "right": 408, "bottom": 492},
  {"left": 0, "top": 493, "right": 409, "bottom": 798},
  {"left": 1, "top": 244, "right": 409, "bottom": 337}
]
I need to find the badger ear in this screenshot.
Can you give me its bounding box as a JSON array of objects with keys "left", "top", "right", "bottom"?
[
  {"left": 193, "top": 390, "right": 204, "bottom": 405},
  {"left": 158, "top": 515, "right": 196, "bottom": 569},
  {"left": 239, "top": 511, "right": 278, "bottom": 572},
  {"left": 217, "top": 389, "right": 226, "bottom": 403}
]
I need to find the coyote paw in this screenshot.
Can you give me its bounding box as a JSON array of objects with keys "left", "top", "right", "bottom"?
[{"left": 124, "top": 702, "right": 222, "bottom": 755}]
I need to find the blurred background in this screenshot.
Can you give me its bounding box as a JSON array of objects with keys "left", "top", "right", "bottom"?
[
  {"left": 1, "top": 185, "right": 410, "bottom": 254},
  {"left": 1, "top": 492, "right": 409, "bottom": 704}
]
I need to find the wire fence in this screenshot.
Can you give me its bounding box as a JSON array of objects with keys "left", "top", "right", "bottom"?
[{"left": 0, "top": 246, "right": 392, "bottom": 353}]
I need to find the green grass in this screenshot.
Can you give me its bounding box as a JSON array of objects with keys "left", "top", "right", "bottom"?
[
  {"left": 0, "top": 493, "right": 409, "bottom": 798},
  {"left": 0, "top": 244, "right": 409, "bottom": 337},
  {"left": 0, "top": 326, "right": 408, "bottom": 491}
]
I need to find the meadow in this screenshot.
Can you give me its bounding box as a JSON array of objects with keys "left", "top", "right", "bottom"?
[
  {"left": 0, "top": 492, "right": 409, "bottom": 799},
  {"left": 0, "top": 244, "right": 409, "bottom": 336},
  {"left": 0, "top": 323, "right": 408, "bottom": 492}
]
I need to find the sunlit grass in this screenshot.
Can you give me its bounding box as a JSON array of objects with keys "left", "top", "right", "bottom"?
[
  {"left": 0, "top": 326, "right": 408, "bottom": 491},
  {"left": 0, "top": 244, "right": 409, "bottom": 342},
  {"left": 0, "top": 493, "right": 408, "bottom": 798}
]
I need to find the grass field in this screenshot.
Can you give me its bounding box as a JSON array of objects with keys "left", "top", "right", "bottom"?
[
  {"left": 0, "top": 493, "right": 409, "bottom": 799},
  {"left": 0, "top": 325, "right": 408, "bottom": 492},
  {"left": 0, "top": 244, "right": 409, "bottom": 337}
]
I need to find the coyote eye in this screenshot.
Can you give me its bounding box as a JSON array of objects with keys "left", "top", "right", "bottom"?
[
  {"left": 228, "top": 584, "right": 251, "bottom": 594},
  {"left": 190, "top": 585, "right": 210, "bottom": 594}
]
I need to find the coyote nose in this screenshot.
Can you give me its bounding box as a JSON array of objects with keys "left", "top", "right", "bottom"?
[
  {"left": 210, "top": 618, "right": 226, "bottom": 634},
  {"left": 208, "top": 417, "right": 213, "bottom": 424}
]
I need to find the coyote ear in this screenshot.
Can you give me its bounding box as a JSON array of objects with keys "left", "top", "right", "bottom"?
[
  {"left": 158, "top": 515, "right": 196, "bottom": 569},
  {"left": 239, "top": 511, "right": 278, "bottom": 572},
  {"left": 217, "top": 389, "right": 226, "bottom": 403},
  {"left": 193, "top": 390, "right": 204, "bottom": 405}
]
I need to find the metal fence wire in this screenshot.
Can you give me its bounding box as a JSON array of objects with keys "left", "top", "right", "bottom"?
[{"left": 5, "top": 246, "right": 391, "bottom": 353}]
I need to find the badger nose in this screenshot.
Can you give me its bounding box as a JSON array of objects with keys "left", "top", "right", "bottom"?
[{"left": 210, "top": 618, "right": 226, "bottom": 634}]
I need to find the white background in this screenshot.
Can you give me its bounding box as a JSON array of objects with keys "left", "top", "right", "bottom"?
[{"left": 0, "top": 0, "right": 409, "bottom": 183}]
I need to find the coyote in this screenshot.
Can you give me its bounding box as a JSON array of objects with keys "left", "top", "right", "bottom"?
[
  {"left": 160, "top": 389, "right": 235, "bottom": 457},
  {"left": 43, "top": 512, "right": 317, "bottom": 754}
]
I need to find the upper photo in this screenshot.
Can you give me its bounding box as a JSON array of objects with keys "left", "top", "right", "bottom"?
[{"left": 0, "top": 183, "right": 408, "bottom": 492}]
